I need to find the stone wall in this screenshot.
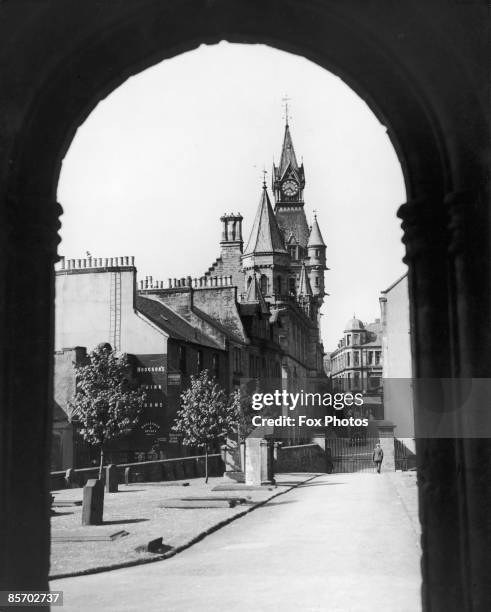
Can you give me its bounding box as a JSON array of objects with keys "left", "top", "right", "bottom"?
[
  {"left": 275, "top": 443, "right": 327, "bottom": 473},
  {"left": 50, "top": 454, "right": 224, "bottom": 490}
]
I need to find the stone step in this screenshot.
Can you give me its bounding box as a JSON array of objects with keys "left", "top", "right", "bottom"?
[{"left": 212, "top": 484, "right": 275, "bottom": 491}]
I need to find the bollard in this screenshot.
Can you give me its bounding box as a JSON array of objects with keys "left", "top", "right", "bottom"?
[
  {"left": 82, "top": 479, "right": 104, "bottom": 525},
  {"left": 124, "top": 467, "right": 132, "bottom": 485},
  {"left": 65, "top": 468, "right": 76, "bottom": 488},
  {"left": 106, "top": 464, "right": 118, "bottom": 492}
]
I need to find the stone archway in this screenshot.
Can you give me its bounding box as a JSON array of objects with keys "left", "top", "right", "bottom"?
[{"left": 0, "top": 2, "right": 489, "bottom": 608}]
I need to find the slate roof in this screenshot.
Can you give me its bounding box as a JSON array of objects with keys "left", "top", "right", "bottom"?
[
  {"left": 275, "top": 207, "right": 310, "bottom": 248},
  {"left": 136, "top": 296, "right": 221, "bottom": 349},
  {"left": 344, "top": 317, "right": 365, "bottom": 332},
  {"left": 191, "top": 305, "right": 245, "bottom": 344},
  {"left": 307, "top": 216, "right": 326, "bottom": 248},
  {"left": 278, "top": 123, "right": 299, "bottom": 176},
  {"left": 243, "top": 185, "right": 287, "bottom": 255}
]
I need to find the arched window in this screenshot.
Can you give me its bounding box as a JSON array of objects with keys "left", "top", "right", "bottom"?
[{"left": 260, "top": 274, "right": 268, "bottom": 295}]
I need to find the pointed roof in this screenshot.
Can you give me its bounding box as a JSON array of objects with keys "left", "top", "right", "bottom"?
[
  {"left": 307, "top": 215, "right": 326, "bottom": 247},
  {"left": 244, "top": 273, "right": 269, "bottom": 313},
  {"left": 298, "top": 263, "right": 313, "bottom": 297},
  {"left": 244, "top": 184, "right": 287, "bottom": 255},
  {"left": 278, "top": 123, "right": 299, "bottom": 176}
]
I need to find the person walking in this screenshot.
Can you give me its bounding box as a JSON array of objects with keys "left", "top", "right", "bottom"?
[{"left": 373, "top": 442, "right": 384, "bottom": 473}]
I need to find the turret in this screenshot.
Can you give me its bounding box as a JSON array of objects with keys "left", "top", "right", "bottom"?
[
  {"left": 242, "top": 181, "right": 290, "bottom": 300},
  {"left": 307, "top": 215, "right": 327, "bottom": 299}
]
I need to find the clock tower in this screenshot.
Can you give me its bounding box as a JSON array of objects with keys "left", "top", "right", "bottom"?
[{"left": 272, "top": 120, "right": 312, "bottom": 292}]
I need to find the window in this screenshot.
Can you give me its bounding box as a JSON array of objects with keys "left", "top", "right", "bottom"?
[
  {"left": 347, "top": 352, "right": 351, "bottom": 367},
  {"left": 289, "top": 277, "right": 296, "bottom": 294},
  {"left": 212, "top": 354, "right": 219, "bottom": 378},
  {"left": 260, "top": 275, "right": 268, "bottom": 295},
  {"left": 196, "top": 350, "right": 203, "bottom": 372},
  {"left": 315, "top": 277, "right": 319, "bottom": 287},
  {"left": 233, "top": 347, "right": 241, "bottom": 374},
  {"left": 353, "top": 333, "right": 359, "bottom": 345},
  {"left": 354, "top": 372, "right": 360, "bottom": 389},
  {"left": 354, "top": 351, "right": 359, "bottom": 366},
  {"left": 347, "top": 335, "right": 351, "bottom": 346},
  {"left": 178, "top": 345, "right": 186, "bottom": 375},
  {"left": 368, "top": 351, "right": 373, "bottom": 365},
  {"left": 375, "top": 351, "right": 381, "bottom": 365},
  {"left": 315, "top": 249, "right": 320, "bottom": 257},
  {"left": 369, "top": 376, "right": 381, "bottom": 389},
  {"left": 276, "top": 276, "right": 282, "bottom": 295},
  {"left": 249, "top": 354, "right": 256, "bottom": 378}
]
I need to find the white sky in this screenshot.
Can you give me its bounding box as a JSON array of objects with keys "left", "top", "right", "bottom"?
[{"left": 57, "top": 42, "right": 407, "bottom": 353}]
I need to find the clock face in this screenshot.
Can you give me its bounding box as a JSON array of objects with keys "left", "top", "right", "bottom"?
[{"left": 282, "top": 180, "right": 299, "bottom": 197}]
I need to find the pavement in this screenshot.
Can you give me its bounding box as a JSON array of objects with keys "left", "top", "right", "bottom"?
[{"left": 51, "top": 472, "right": 421, "bottom": 612}]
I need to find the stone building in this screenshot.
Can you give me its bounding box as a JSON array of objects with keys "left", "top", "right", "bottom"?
[
  {"left": 54, "top": 256, "right": 228, "bottom": 467},
  {"left": 329, "top": 317, "right": 383, "bottom": 419},
  {"left": 379, "top": 272, "right": 415, "bottom": 450},
  {"left": 53, "top": 119, "right": 328, "bottom": 464}
]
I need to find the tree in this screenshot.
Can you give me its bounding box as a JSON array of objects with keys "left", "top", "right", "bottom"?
[
  {"left": 70, "top": 343, "right": 146, "bottom": 479},
  {"left": 229, "top": 387, "right": 256, "bottom": 443},
  {"left": 172, "top": 370, "right": 237, "bottom": 483}
]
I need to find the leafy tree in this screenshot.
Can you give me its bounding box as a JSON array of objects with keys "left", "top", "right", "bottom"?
[
  {"left": 70, "top": 343, "right": 146, "bottom": 479},
  {"left": 229, "top": 388, "right": 256, "bottom": 443},
  {"left": 172, "top": 370, "right": 237, "bottom": 483}
]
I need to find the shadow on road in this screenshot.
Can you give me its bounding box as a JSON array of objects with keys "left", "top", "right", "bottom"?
[{"left": 102, "top": 518, "right": 150, "bottom": 525}]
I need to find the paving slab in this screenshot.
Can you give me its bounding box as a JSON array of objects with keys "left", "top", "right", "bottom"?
[
  {"left": 158, "top": 498, "right": 237, "bottom": 509},
  {"left": 212, "top": 484, "right": 274, "bottom": 491},
  {"left": 52, "top": 529, "right": 129, "bottom": 542}
]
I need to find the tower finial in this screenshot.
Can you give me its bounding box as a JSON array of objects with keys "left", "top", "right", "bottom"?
[
  {"left": 281, "top": 94, "right": 291, "bottom": 126},
  {"left": 262, "top": 167, "right": 268, "bottom": 188}
]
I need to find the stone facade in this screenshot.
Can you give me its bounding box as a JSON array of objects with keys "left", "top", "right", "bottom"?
[
  {"left": 53, "top": 121, "right": 329, "bottom": 463},
  {"left": 329, "top": 317, "right": 383, "bottom": 419}
]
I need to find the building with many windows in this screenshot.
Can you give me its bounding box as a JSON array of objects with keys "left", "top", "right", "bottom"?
[
  {"left": 53, "top": 117, "right": 329, "bottom": 466},
  {"left": 329, "top": 317, "right": 383, "bottom": 418}
]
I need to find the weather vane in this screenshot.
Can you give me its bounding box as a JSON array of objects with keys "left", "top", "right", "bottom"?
[
  {"left": 262, "top": 167, "right": 268, "bottom": 186},
  {"left": 282, "top": 95, "right": 291, "bottom": 125}
]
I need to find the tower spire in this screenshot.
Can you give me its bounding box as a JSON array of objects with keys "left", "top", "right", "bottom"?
[
  {"left": 243, "top": 181, "right": 286, "bottom": 256},
  {"left": 282, "top": 94, "right": 291, "bottom": 126}
]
